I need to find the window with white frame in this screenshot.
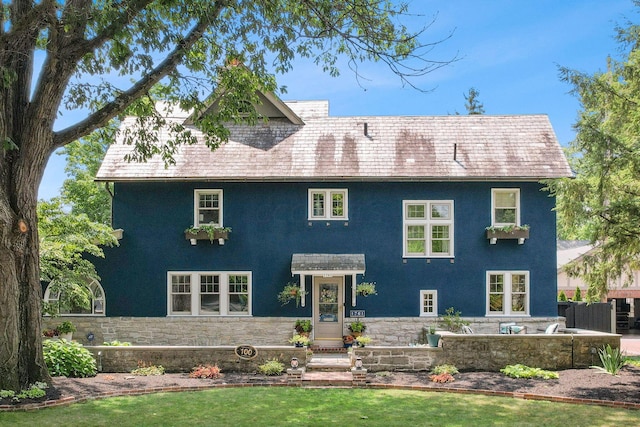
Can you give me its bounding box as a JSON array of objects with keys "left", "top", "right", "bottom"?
[
  {"left": 43, "top": 279, "right": 106, "bottom": 316},
  {"left": 491, "top": 189, "right": 520, "bottom": 226},
  {"left": 486, "top": 271, "right": 529, "bottom": 315},
  {"left": 168, "top": 272, "right": 251, "bottom": 316},
  {"left": 403, "top": 200, "right": 454, "bottom": 257},
  {"left": 420, "top": 290, "right": 438, "bottom": 316},
  {"left": 194, "top": 189, "right": 223, "bottom": 227},
  {"left": 308, "top": 189, "right": 348, "bottom": 220}
]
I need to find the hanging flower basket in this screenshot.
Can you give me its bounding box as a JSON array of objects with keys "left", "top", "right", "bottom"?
[
  {"left": 277, "top": 282, "right": 307, "bottom": 307},
  {"left": 355, "top": 282, "right": 377, "bottom": 297}
]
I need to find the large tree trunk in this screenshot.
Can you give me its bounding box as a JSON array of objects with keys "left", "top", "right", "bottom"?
[{"left": 0, "top": 143, "right": 52, "bottom": 391}]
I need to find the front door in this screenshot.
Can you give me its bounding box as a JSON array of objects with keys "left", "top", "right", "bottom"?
[{"left": 313, "top": 276, "right": 344, "bottom": 347}]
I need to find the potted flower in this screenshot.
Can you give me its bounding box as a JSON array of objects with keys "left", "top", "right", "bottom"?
[
  {"left": 57, "top": 320, "right": 76, "bottom": 341},
  {"left": 277, "top": 282, "right": 307, "bottom": 307},
  {"left": 348, "top": 320, "right": 366, "bottom": 337},
  {"left": 354, "top": 336, "right": 372, "bottom": 348},
  {"left": 184, "top": 225, "right": 231, "bottom": 245},
  {"left": 342, "top": 335, "right": 355, "bottom": 348},
  {"left": 289, "top": 334, "right": 312, "bottom": 348},
  {"left": 425, "top": 325, "right": 440, "bottom": 348},
  {"left": 355, "top": 282, "right": 377, "bottom": 297},
  {"left": 294, "top": 319, "right": 312, "bottom": 337}
]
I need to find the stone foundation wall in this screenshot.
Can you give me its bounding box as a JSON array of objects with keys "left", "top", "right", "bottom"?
[
  {"left": 43, "top": 315, "right": 566, "bottom": 347},
  {"left": 87, "top": 346, "right": 308, "bottom": 373}
]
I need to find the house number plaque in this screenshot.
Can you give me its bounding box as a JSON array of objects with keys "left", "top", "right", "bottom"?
[
  {"left": 235, "top": 345, "right": 258, "bottom": 360},
  {"left": 350, "top": 310, "right": 366, "bottom": 317}
]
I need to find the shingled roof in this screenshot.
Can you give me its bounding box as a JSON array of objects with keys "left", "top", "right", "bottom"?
[{"left": 96, "top": 100, "right": 573, "bottom": 182}]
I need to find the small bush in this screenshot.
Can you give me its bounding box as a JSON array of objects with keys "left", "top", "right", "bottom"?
[
  {"left": 131, "top": 361, "right": 165, "bottom": 376},
  {"left": 16, "top": 383, "right": 48, "bottom": 400},
  {"left": 429, "top": 373, "right": 455, "bottom": 383},
  {"left": 0, "top": 390, "right": 16, "bottom": 399},
  {"left": 190, "top": 364, "right": 222, "bottom": 379},
  {"left": 439, "top": 307, "right": 469, "bottom": 332},
  {"left": 258, "top": 359, "right": 285, "bottom": 376},
  {"left": 431, "top": 364, "right": 459, "bottom": 375},
  {"left": 43, "top": 339, "right": 97, "bottom": 378},
  {"left": 597, "top": 344, "right": 624, "bottom": 375},
  {"left": 102, "top": 340, "right": 131, "bottom": 346},
  {"left": 500, "top": 364, "right": 558, "bottom": 380}
]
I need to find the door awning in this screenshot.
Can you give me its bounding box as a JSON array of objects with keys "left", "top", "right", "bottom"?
[{"left": 291, "top": 253, "right": 365, "bottom": 276}]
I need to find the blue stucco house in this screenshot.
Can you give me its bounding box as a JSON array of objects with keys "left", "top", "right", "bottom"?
[{"left": 48, "top": 92, "right": 573, "bottom": 346}]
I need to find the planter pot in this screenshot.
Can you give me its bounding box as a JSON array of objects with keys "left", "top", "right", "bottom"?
[
  {"left": 426, "top": 333, "right": 441, "bottom": 348},
  {"left": 294, "top": 343, "right": 304, "bottom": 348},
  {"left": 185, "top": 229, "right": 229, "bottom": 244},
  {"left": 486, "top": 228, "right": 529, "bottom": 245},
  {"left": 343, "top": 343, "right": 353, "bottom": 348},
  {"left": 59, "top": 332, "right": 73, "bottom": 341}
]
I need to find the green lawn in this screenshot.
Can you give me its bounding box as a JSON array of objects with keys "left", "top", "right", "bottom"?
[{"left": 1, "top": 388, "right": 638, "bottom": 426}]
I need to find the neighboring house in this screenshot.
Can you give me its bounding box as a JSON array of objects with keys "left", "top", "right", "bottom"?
[
  {"left": 44, "top": 90, "right": 572, "bottom": 346},
  {"left": 557, "top": 240, "right": 640, "bottom": 330}
]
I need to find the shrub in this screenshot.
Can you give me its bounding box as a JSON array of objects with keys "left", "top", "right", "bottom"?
[
  {"left": 597, "top": 344, "right": 624, "bottom": 375},
  {"left": 16, "top": 383, "right": 48, "bottom": 400},
  {"left": 558, "top": 291, "right": 568, "bottom": 302},
  {"left": 131, "top": 361, "right": 165, "bottom": 376},
  {"left": 431, "top": 364, "right": 459, "bottom": 375},
  {"left": 500, "top": 364, "right": 558, "bottom": 380},
  {"left": 56, "top": 320, "right": 76, "bottom": 333},
  {"left": 190, "top": 364, "right": 222, "bottom": 379},
  {"left": 429, "top": 373, "right": 455, "bottom": 383},
  {"left": 102, "top": 340, "right": 132, "bottom": 346},
  {"left": 43, "top": 339, "right": 97, "bottom": 378},
  {"left": 258, "top": 359, "right": 285, "bottom": 376},
  {"left": 573, "top": 287, "right": 582, "bottom": 301},
  {"left": 439, "top": 307, "right": 469, "bottom": 332}
]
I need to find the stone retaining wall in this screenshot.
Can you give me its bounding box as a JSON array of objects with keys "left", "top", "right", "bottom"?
[
  {"left": 353, "top": 332, "right": 620, "bottom": 372},
  {"left": 87, "top": 346, "right": 307, "bottom": 373},
  {"left": 43, "top": 316, "right": 565, "bottom": 347}
]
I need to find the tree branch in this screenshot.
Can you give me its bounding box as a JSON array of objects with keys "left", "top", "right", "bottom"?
[{"left": 53, "top": 17, "right": 217, "bottom": 147}]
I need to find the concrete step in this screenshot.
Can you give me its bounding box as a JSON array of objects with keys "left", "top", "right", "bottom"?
[
  {"left": 305, "top": 355, "right": 351, "bottom": 372},
  {"left": 302, "top": 371, "right": 353, "bottom": 387}
]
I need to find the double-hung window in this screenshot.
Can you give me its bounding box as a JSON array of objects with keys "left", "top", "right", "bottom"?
[
  {"left": 403, "top": 200, "right": 454, "bottom": 257},
  {"left": 491, "top": 189, "right": 520, "bottom": 226},
  {"left": 194, "top": 189, "right": 223, "bottom": 226},
  {"left": 168, "top": 272, "right": 251, "bottom": 316},
  {"left": 486, "top": 271, "right": 529, "bottom": 315},
  {"left": 308, "top": 189, "right": 348, "bottom": 220}
]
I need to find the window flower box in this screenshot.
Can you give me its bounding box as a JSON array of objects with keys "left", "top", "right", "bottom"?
[
  {"left": 485, "top": 225, "right": 529, "bottom": 245},
  {"left": 184, "top": 226, "right": 231, "bottom": 245}
]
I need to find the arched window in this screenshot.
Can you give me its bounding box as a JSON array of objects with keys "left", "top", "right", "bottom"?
[{"left": 44, "top": 279, "right": 105, "bottom": 316}]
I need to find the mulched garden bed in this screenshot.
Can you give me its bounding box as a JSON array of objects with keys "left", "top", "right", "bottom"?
[{"left": 2, "top": 365, "right": 639, "bottom": 409}]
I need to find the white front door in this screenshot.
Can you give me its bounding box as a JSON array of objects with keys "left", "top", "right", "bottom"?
[{"left": 313, "top": 276, "right": 344, "bottom": 347}]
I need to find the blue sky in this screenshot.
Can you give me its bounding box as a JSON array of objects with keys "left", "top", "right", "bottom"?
[{"left": 38, "top": 0, "right": 638, "bottom": 200}]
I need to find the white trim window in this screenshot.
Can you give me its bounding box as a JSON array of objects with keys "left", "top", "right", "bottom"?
[
  {"left": 308, "top": 189, "right": 348, "bottom": 220},
  {"left": 403, "top": 200, "right": 454, "bottom": 257},
  {"left": 420, "top": 290, "right": 438, "bottom": 317},
  {"left": 486, "top": 271, "right": 529, "bottom": 315},
  {"left": 43, "top": 279, "right": 106, "bottom": 316},
  {"left": 491, "top": 188, "right": 520, "bottom": 226},
  {"left": 168, "top": 272, "right": 251, "bottom": 316},
  {"left": 194, "top": 189, "right": 223, "bottom": 227}
]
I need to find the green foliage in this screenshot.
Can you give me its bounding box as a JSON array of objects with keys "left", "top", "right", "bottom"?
[
  {"left": 558, "top": 291, "right": 568, "bottom": 302},
  {"left": 500, "top": 364, "right": 559, "bottom": 380},
  {"left": 348, "top": 320, "right": 366, "bottom": 333},
  {"left": 355, "top": 336, "right": 372, "bottom": 346},
  {"left": 294, "top": 319, "right": 312, "bottom": 333},
  {"left": 189, "top": 365, "right": 222, "bottom": 379},
  {"left": 43, "top": 339, "right": 97, "bottom": 378},
  {"left": 439, "top": 307, "right": 469, "bottom": 332},
  {"left": 431, "top": 364, "right": 459, "bottom": 375},
  {"left": 277, "top": 282, "right": 306, "bottom": 307},
  {"left": 0, "top": 382, "right": 48, "bottom": 402},
  {"left": 102, "top": 340, "right": 131, "bottom": 346},
  {"left": 625, "top": 356, "right": 640, "bottom": 367},
  {"left": 258, "top": 359, "right": 285, "bottom": 376},
  {"left": 596, "top": 344, "right": 625, "bottom": 375},
  {"left": 464, "top": 87, "right": 485, "bottom": 115},
  {"left": 573, "top": 287, "right": 582, "bottom": 302},
  {"left": 548, "top": 17, "right": 640, "bottom": 300},
  {"left": 355, "top": 282, "right": 377, "bottom": 296},
  {"left": 289, "top": 334, "right": 312, "bottom": 346},
  {"left": 56, "top": 321, "right": 76, "bottom": 334},
  {"left": 131, "top": 361, "right": 165, "bottom": 376}
]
